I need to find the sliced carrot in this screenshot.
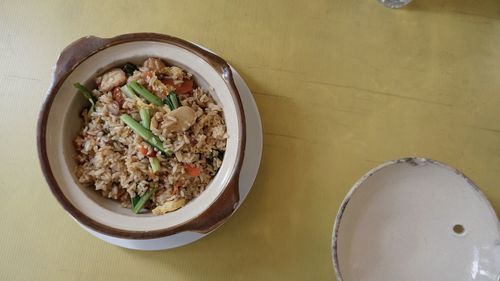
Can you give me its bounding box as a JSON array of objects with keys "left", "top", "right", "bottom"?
[
  {"left": 138, "top": 146, "right": 148, "bottom": 155},
  {"left": 184, "top": 164, "right": 200, "bottom": 177},
  {"left": 145, "top": 70, "right": 155, "bottom": 79}
]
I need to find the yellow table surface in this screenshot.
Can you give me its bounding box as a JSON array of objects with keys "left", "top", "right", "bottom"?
[{"left": 1, "top": 0, "right": 499, "bottom": 280}]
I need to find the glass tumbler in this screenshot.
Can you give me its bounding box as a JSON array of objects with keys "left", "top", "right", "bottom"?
[{"left": 378, "top": 0, "right": 412, "bottom": 8}]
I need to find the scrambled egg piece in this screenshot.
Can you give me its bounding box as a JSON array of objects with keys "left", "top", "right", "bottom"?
[{"left": 152, "top": 198, "right": 186, "bottom": 215}]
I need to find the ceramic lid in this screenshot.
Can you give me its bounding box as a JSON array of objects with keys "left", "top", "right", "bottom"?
[{"left": 332, "top": 158, "right": 500, "bottom": 281}]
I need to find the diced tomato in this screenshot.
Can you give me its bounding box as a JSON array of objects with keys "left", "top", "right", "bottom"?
[
  {"left": 112, "top": 87, "right": 125, "bottom": 108},
  {"left": 184, "top": 164, "right": 200, "bottom": 177},
  {"left": 147, "top": 150, "right": 157, "bottom": 157},
  {"left": 161, "top": 79, "right": 193, "bottom": 95},
  {"left": 138, "top": 146, "right": 148, "bottom": 155},
  {"left": 175, "top": 80, "right": 193, "bottom": 95}
]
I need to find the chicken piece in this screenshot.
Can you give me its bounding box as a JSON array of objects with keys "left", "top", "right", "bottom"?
[
  {"left": 96, "top": 68, "right": 126, "bottom": 92},
  {"left": 143, "top": 58, "right": 166, "bottom": 72},
  {"left": 152, "top": 198, "right": 186, "bottom": 215},
  {"left": 166, "top": 106, "right": 196, "bottom": 132}
]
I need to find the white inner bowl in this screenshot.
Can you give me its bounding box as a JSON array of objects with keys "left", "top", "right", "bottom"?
[{"left": 45, "top": 41, "right": 242, "bottom": 232}]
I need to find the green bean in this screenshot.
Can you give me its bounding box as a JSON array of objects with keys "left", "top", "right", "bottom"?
[
  {"left": 120, "top": 114, "right": 172, "bottom": 156},
  {"left": 132, "top": 186, "right": 156, "bottom": 214},
  {"left": 164, "top": 96, "right": 174, "bottom": 110},
  {"left": 131, "top": 196, "right": 140, "bottom": 208},
  {"left": 121, "top": 84, "right": 137, "bottom": 99},
  {"left": 139, "top": 108, "right": 150, "bottom": 129},
  {"left": 128, "top": 81, "right": 163, "bottom": 106},
  {"left": 149, "top": 157, "right": 161, "bottom": 173},
  {"left": 169, "top": 91, "right": 180, "bottom": 109},
  {"left": 73, "top": 83, "right": 95, "bottom": 115}
]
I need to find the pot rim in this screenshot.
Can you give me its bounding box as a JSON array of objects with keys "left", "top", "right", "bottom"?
[{"left": 37, "top": 33, "right": 246, "bottom": 239}]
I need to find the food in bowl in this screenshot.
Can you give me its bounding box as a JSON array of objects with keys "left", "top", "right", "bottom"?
[{"left": 73, "top": 57, "right": 227, "bottom": 215}]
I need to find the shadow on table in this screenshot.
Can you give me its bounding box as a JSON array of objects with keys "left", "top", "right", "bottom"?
[{"left": 406, "top": 0, "right": 500, "bottom": 19}]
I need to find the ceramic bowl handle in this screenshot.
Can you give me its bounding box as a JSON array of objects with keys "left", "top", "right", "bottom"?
[
  {"left": 53, "top": 36, "right": 111, "bottom": 83},
  {"left": 181, "top": 175, "right": 240, "bottom": 234}
]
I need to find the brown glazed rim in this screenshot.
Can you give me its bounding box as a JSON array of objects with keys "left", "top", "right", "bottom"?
[{"left": 37, "top": 33, "right": 246, "bottom": 239}]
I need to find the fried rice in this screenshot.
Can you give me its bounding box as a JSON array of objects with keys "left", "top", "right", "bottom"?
[{"left": 73, "top": 58, "right": 227, "bottom": 215}]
